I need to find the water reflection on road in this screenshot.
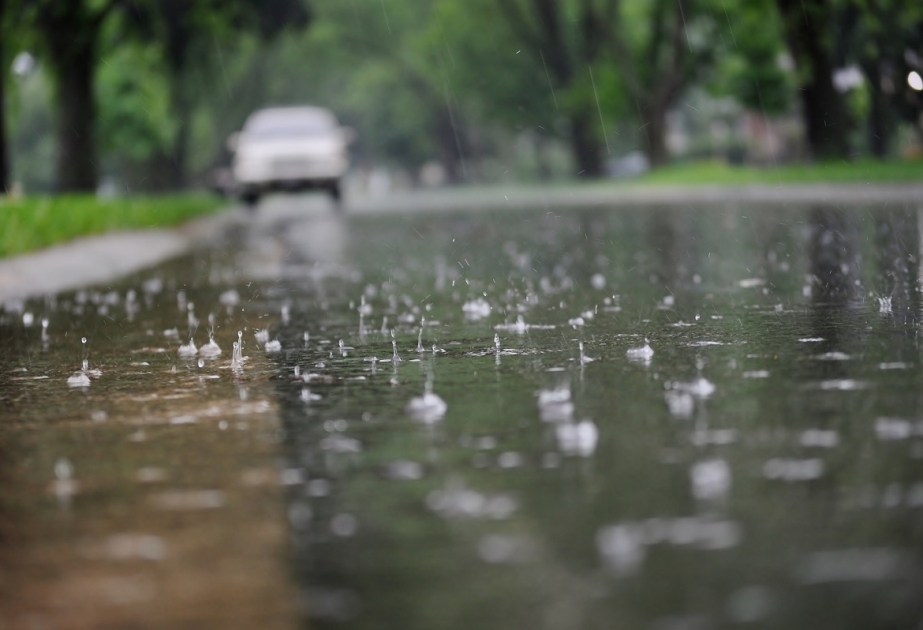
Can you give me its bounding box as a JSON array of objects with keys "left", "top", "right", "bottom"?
[{"left": 3, "top": 198, "right": 923, "bottom": 629}]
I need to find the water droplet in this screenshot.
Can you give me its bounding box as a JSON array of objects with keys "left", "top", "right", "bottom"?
[
  {"left": 406, "top": 389, "right": 446, "bottom": 423},
  {"left": 556, "top": 420, "right": 599, "bottom": 456},
  {"left": 54, "top": 458, "right": 74, "bottom": 480},
  {"left": 307, "top": 478, "right": 331, "bottom": 496},
  {"left": 691, "top": 459, "right": 731, "bottom": 500},
  {"left": 288, "top": 502, "right": 313, "bottom": 531},
  {"left": 626, "top": 339, "right": 654, "bottom": 363},
  {"left": 726, "top": 586, "right": 774, "bottom": 623}
]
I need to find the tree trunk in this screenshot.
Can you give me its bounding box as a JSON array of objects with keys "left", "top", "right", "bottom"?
[
  {"left": 571, "top": 112, "right": 602, "bottom": 178},
  {"left": 163, "top": 0, "right": 192, "bottom": 189},
  {"left": 0, "top": 0, "right": 8, "bottom": 193},
  {"left": 776, "top": 0, "right": 851, "bottom": 160},
  {"left": 642, "top": 106, "right": 670, "bottom": 168},
  {"left": 170, "top": 77, "right": 190, "bottom": 189},
  {"left": 798, "top": 72, "right": 850, "bottom": 160},
  {"left": 864, "top": 61, "right": 888, "bottom": 158},
  {"left": 51, "top": 41, "right": 98, "bottom": 192},
  {"left": 54, "top": 51, "right": 98, "bottom": 192}
]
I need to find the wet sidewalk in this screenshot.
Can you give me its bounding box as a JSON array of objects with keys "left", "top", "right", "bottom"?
[{"left": 0, "top": 210, "right": 242, "bottom": 304}]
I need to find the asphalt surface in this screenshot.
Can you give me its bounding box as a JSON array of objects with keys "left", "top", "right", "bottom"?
[{"left": 1, "top": 182, "right": 921, "bottom": 304}]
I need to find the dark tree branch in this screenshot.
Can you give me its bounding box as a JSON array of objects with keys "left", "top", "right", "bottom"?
[
  {"left": 579, "top": 0, "right": 600, "bottom": 62},
  {"left": 658, "top": 0, "right": 689, "bottom": 105},
  {"left": 645, "top": 0, "right": 668, "bottom": 77},
  {"left": 775, "top": 0, "right": 851, "bottom": 158},
  {"left": 529, "top": 0, "right": 573, "bottom": 84}
]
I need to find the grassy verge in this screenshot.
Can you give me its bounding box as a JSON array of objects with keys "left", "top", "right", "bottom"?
[
  {"left": 0, "top": 194, "right": 225, "bottom": 258},
  {"left": 630, "top": 158, "right": 923, "bottom": 186}
]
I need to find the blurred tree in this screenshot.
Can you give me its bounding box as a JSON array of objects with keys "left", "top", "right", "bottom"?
[
  {"left": 775, "top": 0, "right": 851, "bottom": 159},
  {"left": 712, "top": 0, "right": 792, "bottom": 116},
  {"left": 443, "top": 0, "right": 733, "bottom": 172},
  {"left": 123, "top": 0, "right": 311, "bottom": 187},
  {"left": 429, "top": 0, "right": 607, "bottom": 179},
  {"left": 19, "top": 0, "right": 309, "bottom": 193},
  {"left": 891, "top": 15, "right": 923, "bottom": 147},
  {"left": 282, "top": 0, "right": 471, "bottom": 182},
  {"left": 0, "top": 0, "right": 8, "bottom": 193},
  {"left": 484, "top": 0, "right": 612, "bottom": 177},
  {"left": 607, "top": 0, "right": 720, "bottom": 167},
  {"left": 23, "top": 0, "right": 124, "bottom": 192},
  {"left": 840, "top": 0, "right": 923, "bottom": 157},
  {"left": 96, "top": 42, "right": 177, "bottom": 189}
]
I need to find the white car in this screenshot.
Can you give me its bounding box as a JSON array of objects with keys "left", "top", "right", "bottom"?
[{"left": 229, "top": 106, "right": 352, "bottom": 206}]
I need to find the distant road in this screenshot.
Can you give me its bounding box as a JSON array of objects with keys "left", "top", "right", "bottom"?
[
  {"left": 343, "top": 181, "right": 923, "bottom": 215},
  {"left": 2, "top": 181, "right": 921, "bottom": 304}
]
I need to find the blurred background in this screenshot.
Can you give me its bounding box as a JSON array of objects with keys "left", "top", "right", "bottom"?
[{"left": 0, "top": 0, "right": 921, "bottom": 196}]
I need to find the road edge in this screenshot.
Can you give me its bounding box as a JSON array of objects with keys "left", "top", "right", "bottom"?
[{"left": 0, "top": 206, "right": 241, "bottom": 305}]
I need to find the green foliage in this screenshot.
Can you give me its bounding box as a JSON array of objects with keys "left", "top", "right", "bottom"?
[
  {"left": 241, "top": 0, "right": 461, "bottom": 172},
  {"left": 712, "top": 0, "right": 792, "bottom": 114},
  {"left": 97, "top": 43, "right": 175, "bottom": 162},
  {"left": 838, "top": 0, "right": 923, "bottom": 126},
  {"left": 0, "top": 194, "right": 223, "bottom": 257},
  {"left": 5, "top": 0, "right": 919, "bottom": 190},
  {"left": 428, "top": 0, "right": 560, "bottom": 128}
]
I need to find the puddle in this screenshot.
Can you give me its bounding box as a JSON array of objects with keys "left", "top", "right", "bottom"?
[{"left": 3, "top": 202, "right": 923, "bottom": 628}]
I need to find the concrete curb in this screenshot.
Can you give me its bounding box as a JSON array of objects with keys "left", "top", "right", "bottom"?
[{"left": 0, "top": 208, "right": 241, "bottom": 305}]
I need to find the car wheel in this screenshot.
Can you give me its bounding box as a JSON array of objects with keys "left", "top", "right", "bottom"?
[
  {"left": 241, "top": 191, "right": 260, "bottom": 209},
  {"left": 327, "top": 180, "right": 342, "bottom": 208}
]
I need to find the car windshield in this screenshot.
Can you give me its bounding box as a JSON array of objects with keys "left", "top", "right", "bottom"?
[{"left": 245, "top": 110, "right": 336, "bottom": 138}]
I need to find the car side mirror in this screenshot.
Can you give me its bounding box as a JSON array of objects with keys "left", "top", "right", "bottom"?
[
  {"left": 341, "top": 126, "right": 356, "bottom": 145},
  {"left": 226, "top": 132, "right": 240, "bottom": 153}
]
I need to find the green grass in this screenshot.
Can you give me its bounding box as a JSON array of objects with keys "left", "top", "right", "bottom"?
[
  {"left": 0, "top": 194, "right": 225, "bottom": 258},
  {"left": 631, "top": 158, "right": 923, "bottom": 186}
]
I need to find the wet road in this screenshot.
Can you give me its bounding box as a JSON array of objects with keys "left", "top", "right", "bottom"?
[{"left": 3, "top": 194, "right": 923, "bottom": 629}]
